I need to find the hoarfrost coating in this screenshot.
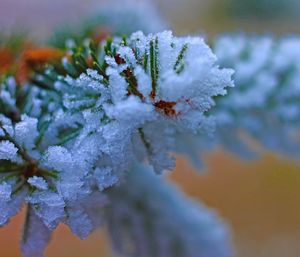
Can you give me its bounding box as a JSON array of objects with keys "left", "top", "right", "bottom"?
[
  {"left": 0, "top": 31, "right": 234, "bottom": 257},
  {"left": 212, "top": 35, "right": 300, "bottom": 159},
  {"left": 106, "top": 164, "right": 234, "bottom": 257}
]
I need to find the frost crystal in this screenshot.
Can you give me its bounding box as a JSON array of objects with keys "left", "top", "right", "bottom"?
[
  {"left": 0, "top": 140, "right": 19, "bottom": 162},
  {"left": 0, "top": 182, "right": 12, "bottom": 202},
  {"left": 27, "top": 177, "right": 48, "bottom": 191},
  {"left": 94, "top": 167, "right": 119, "bottom": 191}
]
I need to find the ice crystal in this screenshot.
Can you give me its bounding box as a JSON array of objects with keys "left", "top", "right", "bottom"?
[
  {"left": 27, "top": 176, "right": 48, "bottom": 190},
  {"left": 0, "top": 140, "right": 19, "bottom": 162}
]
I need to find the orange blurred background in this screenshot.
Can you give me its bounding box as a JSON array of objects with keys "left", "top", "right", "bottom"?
[{"left": 1, "top": 0, "right": 300, "bottom": 256}]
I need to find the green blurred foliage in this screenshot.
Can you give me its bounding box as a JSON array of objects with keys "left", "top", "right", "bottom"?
[{"left": 227, "top": 0, "right": 300, "bottom": 19}]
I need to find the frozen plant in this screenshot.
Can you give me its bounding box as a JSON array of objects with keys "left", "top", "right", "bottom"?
[
  {"left": 210, "top": 35, "right": 300, "bottom": 159},
  {"left": 34, "top": 30, "right": 234, "bottom": 174},
  {"left": 105, "top": 164, "right": 234, "bottom": 257},
  {"left": 9, "top": 164, "right": 236, "bottom": 257},
  {"left": 0, "top": 30, "right": 234, "bottom": 257}
]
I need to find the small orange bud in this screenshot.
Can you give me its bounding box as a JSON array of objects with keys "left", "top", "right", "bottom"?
[
  {"left": 154, "top": 100, "right": 177, "bottom": 117},
  {"left": 16, "top": 47, "right": 63, "bottom": 83},
  {"left": 0, "top": 48, "right": 13, "bottom": 74}
]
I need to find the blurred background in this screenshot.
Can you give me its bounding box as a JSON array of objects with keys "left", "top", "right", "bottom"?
[{"left": 0, "top": 0, "right": 300, "bottom": 256}]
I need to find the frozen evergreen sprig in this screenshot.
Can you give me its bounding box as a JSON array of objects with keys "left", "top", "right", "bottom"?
[
  {"left": 105, "top": 164, "right": 234, "bottom": 257},
  {"left": 0, "top": 31, "right": 234, "bottom": 257},
  {"left": 211, "top": 35, "right": 300, "bottom": 159},
  {"left": 33, "top": 30, "right": 234, "bottom": 174}
]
